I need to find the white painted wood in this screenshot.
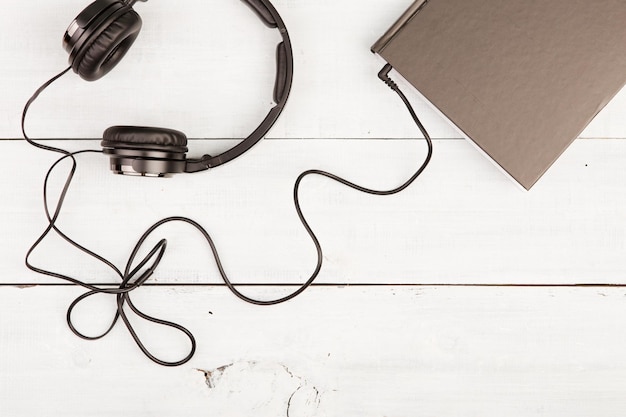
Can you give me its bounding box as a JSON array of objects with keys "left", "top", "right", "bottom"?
[
  {"left": 5, "top": 138, "right": 626, "bottom": 285},
  {"left": 2, "top": 286, "right": 626, "bottom": 417},
  {"left": 1, "top": 0, "right": 625, "bottom": 140},
  {"left": 3, "top": 1, "right": 626, "bottom": 416}
]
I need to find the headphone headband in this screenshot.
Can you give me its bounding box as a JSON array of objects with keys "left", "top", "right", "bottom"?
[{"left": 186, "top": 0, "right": 293, "bottom": 172}]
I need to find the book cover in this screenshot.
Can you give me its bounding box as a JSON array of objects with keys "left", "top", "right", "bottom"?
[{"left": 373, "top": 0, "right": 626, "bottom": 189}]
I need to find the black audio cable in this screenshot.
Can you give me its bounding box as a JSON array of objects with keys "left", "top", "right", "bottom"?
[{"left": 22, "top": 63, "right": 433, "bottom": 366}]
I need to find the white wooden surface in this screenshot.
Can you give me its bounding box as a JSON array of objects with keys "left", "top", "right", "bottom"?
[{"left": 2, "top": 0, "right": 626, "bottom": 415}]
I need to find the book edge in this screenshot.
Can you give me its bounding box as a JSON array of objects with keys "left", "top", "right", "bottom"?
[{"left": 371, "top": 0, "right": 430, "bottom": 54}]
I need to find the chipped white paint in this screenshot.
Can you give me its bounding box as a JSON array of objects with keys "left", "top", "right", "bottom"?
[
  {"left": 198, "top": 361, "right": 322, "bottom": 417},
  {"left": 2, "top": 0, "right": 626, "bottom": 416}
]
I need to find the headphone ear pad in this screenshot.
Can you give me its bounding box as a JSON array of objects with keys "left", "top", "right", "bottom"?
[
  {"left": 76, "top": 10, "right": 142, "bottom": 81},
  {"left": 101, "top": 126, "right": 189, "bottom": 176},
  {"left": 102, "top": 126, "right": 188, "bottom": 148}
]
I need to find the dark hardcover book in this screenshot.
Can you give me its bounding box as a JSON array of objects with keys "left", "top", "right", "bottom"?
[{"left": 373, "top": 0, "right": 626, "bottom": 189}]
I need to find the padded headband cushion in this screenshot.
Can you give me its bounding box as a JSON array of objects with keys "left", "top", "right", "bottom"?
[
  {"left": 77, "top": 10, "right": 142, "bottom": 81},
  {"left": 103, "top": 126, "right": 188, "bottom": 147}
]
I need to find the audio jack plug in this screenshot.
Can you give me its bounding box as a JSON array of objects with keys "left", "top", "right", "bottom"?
[{"left": 378, "top": 63, "right": 399, "bottom": 91}]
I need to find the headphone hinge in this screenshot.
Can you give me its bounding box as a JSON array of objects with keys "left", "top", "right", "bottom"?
[{"left": 184, "top": 155, "right": 212, "bottom": 173}]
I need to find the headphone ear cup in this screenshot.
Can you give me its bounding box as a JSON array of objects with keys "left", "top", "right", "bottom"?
[
  {"left": 101, "top": 126, "right": 189, "bottom": 176},
  {"left": 75, "top": 10, "right": 142, "bottom": 81},
  {"left": 103, "top": 125, "right": 188, "bottom": 148}
]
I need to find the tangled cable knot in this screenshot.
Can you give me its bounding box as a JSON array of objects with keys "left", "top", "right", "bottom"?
[{"left": 66, "top": 237, "right": 196, "bottom": 367}]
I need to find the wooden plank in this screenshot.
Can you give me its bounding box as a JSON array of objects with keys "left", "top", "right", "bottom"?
[
  {"left": 2, "top": 0, "right": 625, "bottom": 141},
  {"left": 2, "top": 285, "right": 626, "bottom": 416},
  {"left": 5, "top": 138, "right": 626, "bottom": 285}
]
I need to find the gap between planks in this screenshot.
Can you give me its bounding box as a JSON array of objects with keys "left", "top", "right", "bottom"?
[{"left": 3, "top": 283, "right": 626, "bottom": 288}]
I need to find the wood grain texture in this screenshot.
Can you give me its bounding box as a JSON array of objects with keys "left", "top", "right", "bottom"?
[
  {"left": 3, "top": 0, "right": 626, "bottom": 416},
  {"left": 2, "top": 286, "right": 626, "bottom": 417},
  {"left": 2, "top": 0, "right": 625, "bottom": 140},
  {"left": 4, "top": 138, "right": 626, "bottom": 285}
]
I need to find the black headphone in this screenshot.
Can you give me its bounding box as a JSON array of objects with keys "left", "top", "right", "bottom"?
[
  {"left": 23, "top": 0, "right": 433, "bottom": 366},
  {"left": 62, "top": 0, "right": 293, "bottom": 176}
]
